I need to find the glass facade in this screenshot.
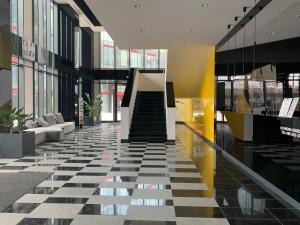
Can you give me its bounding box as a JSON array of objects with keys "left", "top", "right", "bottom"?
[
  {"left": 100, "top": 32, "right": 167, "bottom": 69},
  {"left": 11, "top": 0, "right": 59, "bottom": 117}
]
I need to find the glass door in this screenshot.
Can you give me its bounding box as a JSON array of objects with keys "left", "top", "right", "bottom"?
[
  {"left": 100, "top": 80, "right": 115, "bottom": 121},
  {"left": 99, "top": 80, "right": 126, "bottom": 122}
]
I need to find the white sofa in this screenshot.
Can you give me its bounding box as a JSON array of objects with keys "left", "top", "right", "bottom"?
[{"left": 25, "top": 113, "right": 75, "bottom": 145}]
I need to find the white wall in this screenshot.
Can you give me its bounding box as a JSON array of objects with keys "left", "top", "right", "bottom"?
[{"left": 137, "top": 73, "right": 165, "bottom": 91}]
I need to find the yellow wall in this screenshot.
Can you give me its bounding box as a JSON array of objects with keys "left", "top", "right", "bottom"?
[
  {"left": 175, "top": 98, "right": 193, "bottom": 123},
  {"left": 167, "top": 46, "right": 212, "bottom": 98},
  {"left": 198, "top": 48, "right": 215, "bottom": 142}
]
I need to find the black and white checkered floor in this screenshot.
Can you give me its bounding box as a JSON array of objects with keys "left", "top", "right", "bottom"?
[{"left": 0, "top": 124, "right": 298, "bottom": 225}]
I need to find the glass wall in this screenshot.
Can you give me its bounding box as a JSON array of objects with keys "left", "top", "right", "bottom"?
[
  {"left": 100, "top": 32, "right": 167, "bottom": 69},
  {"left": 11, "top": 0, "right": 23, "bottom": 37},
  {"left": 33, "top": 0, "right": 57, "bottom": 51},
  {"left": 101, "top": 32, "right": 115, "bottom": 68}
]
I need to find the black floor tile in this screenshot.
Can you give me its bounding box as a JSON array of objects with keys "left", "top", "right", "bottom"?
[
  {"left": 268, "top": 208, "right": 300, "bottom": 220},
  {"left": 76, "top": 172, "right": 107, "bottom": 176},
  {"left": 170, "top": 177, "right": 202, "bottom": 183},
  {"left": 280, "top": 220, "right": 300, "bottom": 225},
  {"left": 46, "top": 175, "right": 73, "bottom": 181},
  {"left": 221, "top": 207, "right": 275, "bottom": 220},
  {"left": 168, "top": 168, "right": 198, "bottom": 173},
  {"left": 93, "top": 188, "right": 133, "bottom": 196},
  {"left": 29, "top": 187, "right": 58, "bottom": 194},
  {"left": 138, "top": 173, "right": 168, "bottom": 177},
  {"left": 103, "top": 176, "right": 137, "bottom": 182},
  {"left": 79, "top": 204, "right": 128, "bottom": 215},
  {"left": 65, "top": 160, "right": 92, "bottom": 163},
  {"left": 227, "top": 219, "right": 281, "bottom": 225},
  {"left": 117, "top": 160, "right": 142, "bottom": 164},
  {"left": 130, "top": 199, "right": 174, "bottom": 206},
  {"left": 141, "top": 165, "right": 166, "bottom": 168},
  {"left": 3, "top": 203, "right": 40, "bottom": 213},
  {"left": 54, "top": 167, "right": 83, "bottom": 171},
  {"left": 123, "top": 221, "right": 176, "bottom": 225},
  {"left": 111, "top": 167, "right": 140, "bottom": 172},
  {"left": 172, "top": 190, "right": 209, "bottom": 197},
  {"left": 44, "top": 197, "right": 88, "bottom": 204},
  {"left": 63, "top": 183, "right": 99, "bottom": 188},
  {"left": 174, "top": 206, "right": 225, "bottom": 218},
  {"left": 16, "top": 218, "right": 73, "bottom": 225}
]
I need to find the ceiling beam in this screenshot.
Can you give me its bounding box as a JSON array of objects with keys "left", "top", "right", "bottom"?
[{"left": 216, "top": 0, "right": 272, "bottom": 51}]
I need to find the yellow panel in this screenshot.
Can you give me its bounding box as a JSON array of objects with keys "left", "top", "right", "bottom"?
[
  {"left": 198, "top": 48, "right": 215, "bottom": 142},
  {"left": 223, "top": 111, "right": 245, "bottom": 140}
]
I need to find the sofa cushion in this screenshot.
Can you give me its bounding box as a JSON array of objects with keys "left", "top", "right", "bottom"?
[
  {"left": 45, "top": 128, "right": 64, "bottom": 142},
  {"left": 25, "top": 128, "right": 47, "bottom": 145},
  {"left": 35, "top": 117, "right": 50, "bottom": 127},
  {"left": 54, "top": 113, "right": 65, "bottom": 124},
  {"left": 51, "top": 122, "right": 75, "bottom": 134},
  {"left": 43, "top": 114, "right": 57, "bottom": 125},
  {"left": 25, "top": 121, "right": 39, "bottom": 129}
]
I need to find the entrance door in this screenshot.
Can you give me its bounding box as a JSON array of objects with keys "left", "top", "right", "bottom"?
[{"left": 99, "top": 80, "right": 126, "bottom": 122}]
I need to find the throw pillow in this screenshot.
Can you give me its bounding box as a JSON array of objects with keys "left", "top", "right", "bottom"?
[
  {"left": 54, "top": 113, "right": 65, "bottom": 124},
  {"left": 36, "top": 117, "right": 50, "bottom": 127},
  {"left": 43, "top": 114, "right": 57, "bottom": 125}
]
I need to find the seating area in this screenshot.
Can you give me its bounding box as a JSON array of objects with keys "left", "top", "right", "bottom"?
[{"left": 25, "top": 113, "right": 75, "bottom": 145}]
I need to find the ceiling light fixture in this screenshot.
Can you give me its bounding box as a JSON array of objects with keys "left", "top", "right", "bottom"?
[
  {"left": 133, "top": 3, "right": 141, "bottom": 8},
  {"left": 271, "top": 32, "right": 276, "bottom": 35}
]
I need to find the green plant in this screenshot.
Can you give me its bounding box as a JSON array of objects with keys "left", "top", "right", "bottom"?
[
  {"left": 84, "top": 93, "right": 103, "bottom": 117},
  {"left": 0, "top": 107, "right": 32, "bottom": 133}
]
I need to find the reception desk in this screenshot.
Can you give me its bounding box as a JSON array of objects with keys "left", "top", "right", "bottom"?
[{"left": 223, "top": 111, "right": 300, "bottom": 143}]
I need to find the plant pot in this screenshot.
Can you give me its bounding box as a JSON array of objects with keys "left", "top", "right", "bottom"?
[
  {"left": 84, "top": 116, "right": 100, "bottom": 126},
  {"left": 0, "top": 131, "right": 35, "bottom": 158}
]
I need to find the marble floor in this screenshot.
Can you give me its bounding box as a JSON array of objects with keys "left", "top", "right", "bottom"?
[{"left": 0, "top": 124, "right": 298, "bottom": 225}]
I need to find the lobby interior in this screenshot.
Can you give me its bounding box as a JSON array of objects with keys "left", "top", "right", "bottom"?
[{"left": 0, "top": 0, "right": 299, "bottom": 225}]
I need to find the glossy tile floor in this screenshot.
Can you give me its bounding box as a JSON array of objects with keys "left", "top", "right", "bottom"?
[
  {"left": 216, "top": 123, "right": 300, "bottom": 202},
  {"left": 0, "top": 124, "right": 298, "bottom": 225}
]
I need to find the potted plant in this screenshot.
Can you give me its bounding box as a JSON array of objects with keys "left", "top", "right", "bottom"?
[
  {"left": 83, "top": 93, "right": 103, "bottom": 126},
  {"left": 0, "top": 107, "right": 35, "bottom": 158}
]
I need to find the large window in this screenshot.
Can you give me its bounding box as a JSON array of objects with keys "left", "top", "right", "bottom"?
[
  {"left": 145, "top": 49, "right": 159, "bottom": 68},
  {"left": 11, "top": 63, "right": 25, "bottom": 110},
  {"left": 130, "top": 49, "right": 144, "bottom": 68},
  {"left": 100, "top": 31, "right": 167, "bottom": 69},
  {"left": 101, "top": 32, "right": 115, "bottom": 68},
  {"left": 116, "top": 47, "right": 129, "bottom": 69},
  {"left": 10, "top": 0, "right": 23, "bottom": 37},
  {"left": 33, "top": 0, "right": 58, "bottom": 51}
]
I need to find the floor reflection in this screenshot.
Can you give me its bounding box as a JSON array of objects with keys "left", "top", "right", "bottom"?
[
  {"left": 216, "top": 123, "right": 300, "bottom": 202},
  {"left": 177, "top": 124, "right": 300, "bottom": 222}
]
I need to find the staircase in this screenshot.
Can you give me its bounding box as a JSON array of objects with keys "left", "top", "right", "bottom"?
[{"left": 129, "top": 91, "right": 167, "bottom": 143}]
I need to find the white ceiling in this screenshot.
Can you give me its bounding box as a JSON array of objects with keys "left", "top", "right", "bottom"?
[
  {"left": 84, "top": 0, "right": 257, "bottom": 49},
  {"left": 218, "top": 0, "right": 300, "bottom": 51}
]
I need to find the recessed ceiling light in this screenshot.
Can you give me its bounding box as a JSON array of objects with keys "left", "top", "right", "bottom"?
[
  {"left": 271, "top": 32, "right": 276, "bottom": 35},
  {"left": 133, "top": 3, "right": 141, "bottom": 8},
  {"left": 201, "top": 3, "right": 208, "bottom": 7}
]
